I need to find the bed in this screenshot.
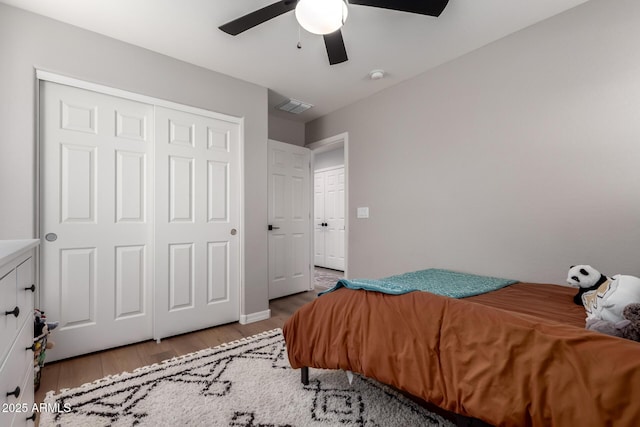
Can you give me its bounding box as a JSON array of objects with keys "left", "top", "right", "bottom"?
[{"left": 282, "top": 270, "right": 640, "bottom": 427}]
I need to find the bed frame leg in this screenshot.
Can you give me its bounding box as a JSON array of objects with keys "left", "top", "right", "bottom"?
[{"left": 301, "top": 367, "right": 309, "bottom": 385}]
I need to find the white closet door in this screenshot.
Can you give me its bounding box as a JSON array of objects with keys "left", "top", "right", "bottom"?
[
  {"left": 313, "top": 172, "right": 326, "bottom": 266},
  {"left": 325, "top": 167, "right": 345, "bottom": 270},
  {"left": 313, "top": 167, "right": 345, "bottom": 270},
  {"left": 267, "top": 140, "right": 311, "bottom": 299},
  {"left": 154, "top": 107, "right": 240, "bottom": 339},
  {"left": 40, "top": 82, "right": 153, "bottom": 361}
]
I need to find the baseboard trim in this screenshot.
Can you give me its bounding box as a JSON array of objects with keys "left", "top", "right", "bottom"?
[{"left": 239, "top": 309, "right": 271, "bottom": 325}]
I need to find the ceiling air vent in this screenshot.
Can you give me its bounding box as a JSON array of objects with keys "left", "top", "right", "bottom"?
[{"left": 275, "top": 99, "right": 313, "bottom": 114}]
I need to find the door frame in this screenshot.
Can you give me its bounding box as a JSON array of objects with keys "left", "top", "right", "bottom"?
[
  {"left": 35, "top": 70, "right": 245, "bottom": 329},
  {"left": 307, "top": 132, "right": 349, "bottom": 279}
]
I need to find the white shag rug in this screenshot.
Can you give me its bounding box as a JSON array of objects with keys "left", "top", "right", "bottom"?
[{"left": 41, "top": 329, "right": 454, "bottom": 427}]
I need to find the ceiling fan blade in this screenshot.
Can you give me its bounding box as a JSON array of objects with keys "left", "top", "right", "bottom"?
[
  {"left": 219, "top": 1, "right": 298, "bottom": 36},
  {"left": 324, "top": 30, "right": 348, "bottom": 65},
  {"left": 349, "top": 0, "right": 450, "bottom": 17}
]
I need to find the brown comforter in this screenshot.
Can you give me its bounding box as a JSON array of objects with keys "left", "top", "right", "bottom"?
[{"left": 283, "top": 283, "right": 640, "bottom": 427}]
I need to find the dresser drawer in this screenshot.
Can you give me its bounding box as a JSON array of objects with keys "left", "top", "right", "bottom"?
[
  {"left": 15, "top": 257, "right": 35, "bottom": 330},
  {"left": 9, "top": 364, "right": 35, "bottom": 427},
  {"left": 1, "top": 269, "right": 19, "bottom": 362},
  {"left": 0, "top": 319, "right": 34, "bottom": 426}
]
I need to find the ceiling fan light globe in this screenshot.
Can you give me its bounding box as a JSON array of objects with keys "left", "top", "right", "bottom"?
[{"left": 295, "top": 0, "right": 348, "bottom": 35}]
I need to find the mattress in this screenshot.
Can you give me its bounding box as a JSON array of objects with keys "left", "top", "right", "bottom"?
[{"left": 283, "top": 282, "right": 640, "bottom": 426}]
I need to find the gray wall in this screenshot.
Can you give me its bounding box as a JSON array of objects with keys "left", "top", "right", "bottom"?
[
  {"left": 268, "top": 114, "right": 305, "bottom": 146},
  {"left": 0, "top": 4, "right": 269, "bottom": 316},
  {"left": 306, "top": 0, "right": 640, "bottom": 284}
]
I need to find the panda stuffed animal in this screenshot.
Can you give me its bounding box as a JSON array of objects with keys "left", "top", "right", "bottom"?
[
  {"left": 566, "top": 265, "right": 609, "bottom": 306},
  {"left": 568, "top": 265, "right": 640, "bottom": 324}
]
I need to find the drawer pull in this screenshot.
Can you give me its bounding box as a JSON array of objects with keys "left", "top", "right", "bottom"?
[
  {"left": 4, "top": 306, "right": 19, "bottom": 318},
  {"left": 26, "top": 413, "right": 36, "bottom": 422},
  {"left": 25, "top": 284, "right": 35, "bottom": 292},
  {"left": 6, "top": 386, "right": 20, "bottom": 398}
]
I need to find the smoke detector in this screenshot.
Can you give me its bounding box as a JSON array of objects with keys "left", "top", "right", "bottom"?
[
  {"left": 369, "top": 69, "right": 385, "bottom": 80},
  {"left": 275, "top": 99, "right": 313, "bottom": 114}
]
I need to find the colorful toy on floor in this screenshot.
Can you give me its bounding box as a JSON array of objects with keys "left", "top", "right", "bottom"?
[{"left": 34, "top": 309, "right": 57, "bottom": 390}]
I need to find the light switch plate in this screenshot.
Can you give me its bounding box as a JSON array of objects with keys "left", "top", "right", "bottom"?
[{"left": 357, "top": 207, "right": 369, "bottom": 219}]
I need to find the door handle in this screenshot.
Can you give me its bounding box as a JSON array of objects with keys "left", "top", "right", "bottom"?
[
  {"left": 4, "top": 306, "right": 19, "bottom": 318},
  {"left": 268, "top": 225, "right": 280, "bottom": 231},
  {"left": 45, "top": 233, "right": 57, "bottom": 242},
  {"left": 6, "top": 386, "right": 20, "bottom": 398}
]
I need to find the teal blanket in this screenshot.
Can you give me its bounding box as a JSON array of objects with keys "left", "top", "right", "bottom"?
[{"left": 319, "top": 268, "right": 517, "bottom": 298}]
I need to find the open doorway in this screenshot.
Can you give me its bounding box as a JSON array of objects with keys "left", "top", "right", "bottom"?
[{"left": 308, "top": 132, "right": 348, "bottom": 284}]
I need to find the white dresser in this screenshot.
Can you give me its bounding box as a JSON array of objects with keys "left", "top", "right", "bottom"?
[{"left": 0, "top": 240, "right": 39, "bottom": 426}]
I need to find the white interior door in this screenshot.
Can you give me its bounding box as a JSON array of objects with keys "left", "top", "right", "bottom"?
[
  {"left": 314, "top": 173, "right": 326, "bottom": 266},
  {"left": 325, "top": 167, "right": 345, "bottom": 270},
  {"left": 268, "top": 140, "right": 311, "bottom": 299},
  {"left": 154, "top": 106, "right": 240, "bottom": 339},
  {"left": 313, "top": 167, "right": 345, "bottom": 271},
  {"left": 40, "top": 82, "right": 153, "bottom": 361}
]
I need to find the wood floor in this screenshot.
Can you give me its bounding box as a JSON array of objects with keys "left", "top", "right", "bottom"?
[{"left": 35, "top": 288, "right": 317, "bottom": 404}]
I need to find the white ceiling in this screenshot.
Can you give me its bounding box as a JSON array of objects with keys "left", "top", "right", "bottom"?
[{"left": 2, "top": 0, "right": 590, "bottom": 123}]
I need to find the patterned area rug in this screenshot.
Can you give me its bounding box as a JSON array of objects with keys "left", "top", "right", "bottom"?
[
  {"left": 41, "top": 329, "right": 453, "bottom": 427},
  {"left": 314, "top": 268, "right": 343, "bottom": 289}
]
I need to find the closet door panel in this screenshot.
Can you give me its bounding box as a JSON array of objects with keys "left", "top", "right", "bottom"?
[
  {"left": 154, "top": 107, "right": 240, "bottom": 340},
  {"left": 116, "top": 150, "right": 146, "bottom": 223},
  {"left": 314, "top": 172, "right": 326, "bottom": 266},
  {"left": 114, "top": 244, "right": 146, "bottom": 319},
  {"left": 314, "top": 167, "right": 345, "bottom": 270},
  {"left": 40, "top": 82, "right": 153, "bottom": 361},
  {"left": 325, "top": 168, "right": 345, "bottom": 270}
]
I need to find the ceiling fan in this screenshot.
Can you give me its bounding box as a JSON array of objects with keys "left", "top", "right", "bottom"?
[{"left": 219, "top": 0, "right": 450, "bottom": 65}]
